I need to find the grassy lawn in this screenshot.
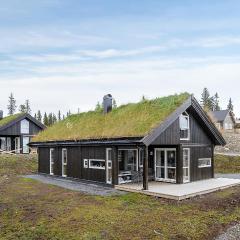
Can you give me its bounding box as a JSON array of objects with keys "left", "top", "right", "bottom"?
[
  {"left": 215, "top": 154, "right": 240, "bottom": 174},
  {"left": 0, "top": 155, "right": 240, "bottom": 240}
]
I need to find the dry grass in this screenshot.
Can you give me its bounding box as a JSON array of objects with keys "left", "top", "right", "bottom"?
[
  {"left": 0, "top": 154, "right": 240, "bottom": 239},
  {"left": 33, "top": 93, "right": 190, "bottom": 142},
  {"left": 215, "top": 154, "right": 240, "bottom": 173}
]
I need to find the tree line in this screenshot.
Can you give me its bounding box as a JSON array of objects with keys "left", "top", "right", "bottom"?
[
  {"left": 6, "top": 93, "right": 72, "bottom": 127},
  {"left": 200, "top": 88, "right": 234, "bottom": 112}
]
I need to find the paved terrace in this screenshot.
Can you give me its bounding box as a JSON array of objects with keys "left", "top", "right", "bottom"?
[{"left": 115, "top": 178, "right": 240, "bottom": 200}]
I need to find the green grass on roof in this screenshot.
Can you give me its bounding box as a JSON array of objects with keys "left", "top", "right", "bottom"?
[
  {"left": 0, "top": 113, "right": 24, "bottom": 127},
  {"left": 33, "top": 93, "right": 190, "bottom": 142}
]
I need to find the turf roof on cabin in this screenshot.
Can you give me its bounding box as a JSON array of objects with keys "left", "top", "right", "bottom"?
[
  {"left": 33, "top": 93, "right": 190, "bottom": 142},
  {"left": 0, "top": 113, "right": 25, "bottom": 128}
]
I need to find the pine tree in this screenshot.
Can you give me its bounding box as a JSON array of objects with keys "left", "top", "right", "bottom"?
[
  {"left": 48, "top": 113, "right": 53, "bottom": 126},
  {"left": 213, "top": 93, "right": 220, "bottom": 111},
  {"left": 37, "top": 110, "right": 42, "bottom": 122},
  {"left": 58, "top": 110, "right": 61, "bottom": 121},
  {"left": 52, "top": 113, "right": 57, "bottom": 124},
  {"left": 19, "top": 104, "right": 26, "bottom": 113},
  {"left": 43, "top": 112, "right": 49, "bottom": 126},
  {"left": 227, "top": 98, "right": 234, "bottom": 111},
  {"left": 25, "top": 100, "right": 31, "bottom": 114},
  {"left": 8, "top": 93, "right": 17, "bottom": 115},
  {"left": 201, "top": 88, "right": 213, "bottom": 110},
  {"left": 34, "top": 113, "right": 37, "bottom": 119}
]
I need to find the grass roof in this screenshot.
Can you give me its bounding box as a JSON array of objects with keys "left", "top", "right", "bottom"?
[
  {"left": 0, "top": 113, "right": 24, "bottom": 128},
  {"left": 33, "top": 93, "right": 190, "bottom": 142}
]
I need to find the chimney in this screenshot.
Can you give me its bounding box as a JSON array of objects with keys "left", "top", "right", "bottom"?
[
  {"left": 103, "top": 94, "right": 113, "bottom": 114},
  {"left": 0, "top": 110, "right": 3, "bottom": 120}
]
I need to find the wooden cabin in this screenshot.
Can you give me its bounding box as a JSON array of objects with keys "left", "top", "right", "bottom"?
[
  {"left": 29, "top": 93, "right": 225, "bottom": 190},
  {"left": 0, "top": 112, "right": 45, "bottom": 154}
]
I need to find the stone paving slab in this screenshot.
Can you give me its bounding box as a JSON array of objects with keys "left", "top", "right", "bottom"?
[{"left": 25, "top": 174, "right": 126, "bottom": 196}]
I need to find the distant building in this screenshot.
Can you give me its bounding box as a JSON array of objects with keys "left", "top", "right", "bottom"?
[
  {"left": 0, "top": 112, "right": 45, "bottom": 154},
  {"left": 209, "top": 110, "right": 235, "bottom": 131}
]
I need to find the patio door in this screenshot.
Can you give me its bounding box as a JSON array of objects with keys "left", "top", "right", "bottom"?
[
  {"left": 106, "top": 148, "right": 112, "bottom": 184},
  {"left": 155, "top": 148, "right": 176, "bottom": 183}
]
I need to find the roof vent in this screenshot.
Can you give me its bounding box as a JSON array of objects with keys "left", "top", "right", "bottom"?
[
  {"left": 0, "top": 110, "right": 3, "bottom": 120},
  {"left": 103, "top": 94, "right": 113, "bottom": 114}
]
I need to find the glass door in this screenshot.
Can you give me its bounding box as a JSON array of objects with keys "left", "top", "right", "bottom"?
[
  {"left": 106, "top": 148, "right": 112, "bottom": 184},
  {"left": 155, "top": 148, "right": 176, "bottom": 183},
  {"left": 183, "top": 148, "right": 190, "bottom": 183},
  {"left": 15, "top": 137, "right": 20, "bottom": 153}
]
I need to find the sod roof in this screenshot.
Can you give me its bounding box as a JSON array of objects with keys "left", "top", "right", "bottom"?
[
  {"left": 0, "top": 113, "right": 25, "bottom": 128},
  {"left": 33, "top": 93, "right": 190, "bottom": 142}
]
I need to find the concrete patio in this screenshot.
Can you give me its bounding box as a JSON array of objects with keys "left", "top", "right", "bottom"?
[{"left": 115, "top": 178, "right": 240, "bottom": 200}]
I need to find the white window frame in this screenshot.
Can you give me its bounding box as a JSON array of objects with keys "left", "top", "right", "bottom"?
[
  {"left": 15, "top": 137, "right": 20, "bottom": 154},
  {"left": 89, "top": 159, "right": 106, "bottom": 170},
  {"left": 180, "top": 112, "right": 190, "bottom": 141},
  {"left": 198, "top": 158, "right": 212, "bottom": 168},
  {"left": 84, "top": 159, "right": 88, "bottom": 168},
  {"left": 62, "top": 148, "right": 67, "bottom": 177},
  {"left": 22, "top": 136, "right": 30, "bottom": 154},
  {"left": 106, "top": 148, "right": 112, "bottom": 184},
  {"left": 21, "top": 119, "right": 29, "bottom": 134},
  {"left": 183, "top": 148, "right": 190, "bottom": 183},
  {"left": 50, "top": 148, "right": 54, "bottom": 175}
]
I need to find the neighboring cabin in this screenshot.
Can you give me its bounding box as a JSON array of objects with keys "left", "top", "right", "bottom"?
[
  {"left": 209, "top": 110, "right": 235, "bottom": 132},
  {"left": 0, "top": 111, "right": 45, "bottom": 154},
  {"left": 30, "top": 93, "right": 225, "bottom": 190}
]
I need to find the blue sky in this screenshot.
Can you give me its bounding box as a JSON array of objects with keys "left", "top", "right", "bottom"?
[{"left": 1, "top": 0, "right": 240, "bottom": 116}]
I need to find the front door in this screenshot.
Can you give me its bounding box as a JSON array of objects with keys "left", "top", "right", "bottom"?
[
  {"left": 155, "top": 148, "right": 176, "bottom": 183},
  {"left": 106, "top": 148, "right": 112, "bottom": 184}
]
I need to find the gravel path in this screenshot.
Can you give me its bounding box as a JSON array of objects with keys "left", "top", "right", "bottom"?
[
  {"left": 215, "top": 224, "right": 240, "bottom": 240},
  {"left": 25, "top": 174, "right": 126, "bottom": 196},
  {"left": 215, "top": 174, "right": 240, "bottom": 179}
]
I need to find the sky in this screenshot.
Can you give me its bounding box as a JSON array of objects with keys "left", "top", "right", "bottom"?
[{"left": 1, "top": 0, "right": 240, "bottom": 116}]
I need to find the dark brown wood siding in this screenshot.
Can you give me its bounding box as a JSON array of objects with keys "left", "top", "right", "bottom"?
[{"left": 38, "top": 146, "right": 107, "bottom": 183}]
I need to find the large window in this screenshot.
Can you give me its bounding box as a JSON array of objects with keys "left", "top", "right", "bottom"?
[
  {"left": 62, "top": 149, "right": 67, "bottom": 177},
  {"left": 22, "top": 137, "right": 30, "bottom": 153},
  {"left": 198, "top": 158, "right": 211, "bottom": 168},
  {"left": 118, "top": 149, "right": 138, "bottom": 172},
  {"left": 89, "top": 159, "right": 105, "bottom": 169},
  {"left": 21, "top": 119, "right": 29, "bottom": 134},
  {"left": 180, "top": 112, "right": 190, "bottom": 140},
  {"left": 50, "top": 148, "right": 55, "bottom": 175}
]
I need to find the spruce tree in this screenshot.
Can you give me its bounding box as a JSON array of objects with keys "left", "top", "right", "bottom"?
[
  {"left": 213, "top": 93, "right": 220, "bottom": 111},
  {"left": 112, "top": 98, "right": 117, "bottom": 109},
  {"left": 34, "top": 113, "right": 37, "bottom": 119},
  {"left": 95, "top": 102, "right": 102, "bottom": 111},
  {"left": 7, "top": 93, "right": 17, "bottom": 115},
  {"left": 58, "top": 110, "right": 61, "bottom": 121},
  {"left": 201, "top": 88, "right": 213, "bottom": 110},
  {"left": 52, "top": 113, "right": 57, "bottom": 124},
  {"left": 43, "top": 112, "right": 49, "bottom": 126},
  {"left": 25, "top": 100, "right": 31, "bottom": 114},
  {"left": 19, "top": 104, "right": 26, "bottom": 113},
  {"left": 227, "top": 98, "right": 234, "bottom": 111},
  {"left": 48, "top": 113, "right": 53, "bottom": 126},
  {"left": 37, "top": 110, "right": 42, "bottom": 122}
]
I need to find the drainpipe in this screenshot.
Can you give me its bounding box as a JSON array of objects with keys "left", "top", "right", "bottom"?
[{"left": 143, "top": 146, "right": 149, "bottom": 190}]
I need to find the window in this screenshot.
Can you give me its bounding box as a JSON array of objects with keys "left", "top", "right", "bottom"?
[
  {"left": 183, "top": 148, "right": 190, "bottom": 183},
  {"left": 21, "top": 119, "right": 29, "bottom": 134},
  {"left": 180, "top": 112, "right": 190, "bottom": 140},
  {"left": 89, "top": 159, "right": 105, "bottom": 169},
  {"left": 84, "top": 159, "right": 88, "bottom": 168},
  {"left": 198, "top": 158, "right": 211, "bottom": 168},
  {"left": 139, "top": 149, "right": 144, "bottom": 168},
  {"left": 6, "top": 137, "right": 11, "bottom": 151},
  {"left": 0, "top": 137, "right": 6, "bottom": 151},
  {"left": 22, "top": 137, "right": 30, "bottom": 153},
  {"left": 50, "top": 148, "right": 55, "bottom": 175},
  {"left": 118, "top": 149, "right": 138, "bottom": 172},
  {"left": 225, "top": 123, "right": 233, "bottom": 130},
  {"left": 62, "top": 149, "right": 67, "bottom": 177}
]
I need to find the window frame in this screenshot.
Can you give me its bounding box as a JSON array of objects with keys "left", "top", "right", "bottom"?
[
  {"left": 89, "top": 159, "right": 106, "bottom": 170},
  {"left": 62, "top": 148, "right": 67, "bottom": 177},
  {"left": 198, "top": 158, "right": 212, "bottom": 168},
  {"left": 21, "top": 119, "right": 30, "bottom": 134},
  {"left": 180, "top": 112, "right": 190, "bottom": 141},
  {"left": 50, "top": 148, "right": 54, "bottom": 175}
]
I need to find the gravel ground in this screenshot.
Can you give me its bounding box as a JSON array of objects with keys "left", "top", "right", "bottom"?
[
  {"left": 215, "top": 224, "right": 240, "bottom": 240},
  {"left": 215, "top": 174, "right": 240, "bottom": 179},
  {"left": 25, "top": 174, "right": 126, "bottom": 196}
]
